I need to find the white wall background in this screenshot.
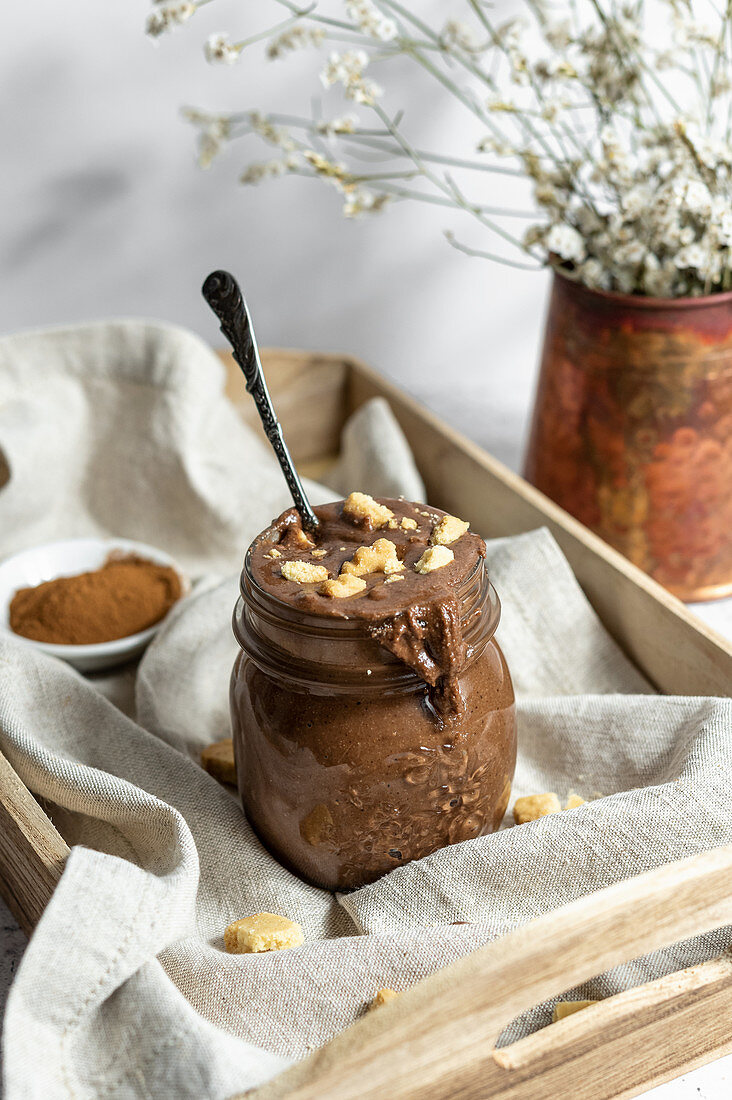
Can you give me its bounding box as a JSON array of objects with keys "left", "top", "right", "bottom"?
[{"left": 1, "top": 0, "right": 550, "bottom": 472}]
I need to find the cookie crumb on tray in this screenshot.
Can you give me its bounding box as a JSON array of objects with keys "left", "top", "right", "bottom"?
[
  {"left": 553, "top": 1000, "right": 598, "bottom": 1022},
  {"left": 368, "top": 987, "right": 400, "bottom": 1011},
  {"left": 201, "top": 739, "right": 237, "bottom": 786},
  {"left": 513, "top": 793, "right": 562, "bottom": 824},
  {"left": 224, "top": 913, "right": 304, "bottom": 954}
]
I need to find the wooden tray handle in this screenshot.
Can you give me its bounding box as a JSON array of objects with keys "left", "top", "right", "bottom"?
[
  {"left": 247, "top": 844, "right": 732, "bottom": 1100},
  {"left": 0, "top": 748, "right": 69, "bottom": 936}
]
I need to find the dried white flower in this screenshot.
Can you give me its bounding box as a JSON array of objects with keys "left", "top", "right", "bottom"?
[
  {"left": 266, "top": 26, "right": 325, "bottom": 60},
  {"left": 540, "top": 98, "right": 567, "bottom": 123},
  {"left": 715, "top": 211, "right": 732, "bottom": 247},
  {"left": 710, "top": 71, "right": 732, "bottom": 98},
  {"left": 303, "top": 149, "right": 350, "bottom": 182},
  {"left": 681, "top": 179, "right": 712, "bottom": 217},
  {"left": 248, "top": 111, "right": 296, "bottom": 151},
  {"left": 575, "top": 258, "right": 610, "bottom": 290},
  {"left": 240, "top": 158, "right": 297, "bottom": 184},
  {"left": 494, "top": 17, "right": 530, "bottom": 84},
  {"left": 316, "top": 114, "right": 359, "bottom": 137},
  {"left": 673, "top": 13, "right": 717, "bottom": 50},
  {"left": 146, "top": 2, "right": 195, "bottom": 38},
  {"left": 619, "top": 185, "right": 647, "bottom": 219},
  {"left": 320, "top": 50, "right": 382, "bottom": 105},
  {"left": 441, "top": 20, "right": 485, "bottom": 55},
  {"left": 493, "top": 17, "right": 526, "bottom": 49},
  {"left": 546, "top": 223, "right": 586, "bottom": 263},
  {"left": 477, "top": 135, "right": 515, "bottom": 156},
  {"left": 544, "top": 19, "right": 572, "bottom": 50},
  {"left": 346, "top": 1, "right": 397, "bottom": 42},
  {"left": 204, "top": 33, "right": 241, "bottom": 66},
  {"left": 342, "top": 187, "right": 389, "bottom": 216},
  {"left": 675, "top": 243, "right": 708, "bottom": 270},
  {"left": 574, "top": 204, "right": 604, "bottom": 236},
  {"left": 485, "top": 93, "right": 519, "bottom": 113},
  {"left": 581, "top": 259, "right": 611, "bottom": 290},
  {"left": 615, "top": 240, "right": 647, "bottom": 267},
  {"left": 167, "top": 0, "right": 732, "bottom": 298},
  {"left": 534, "top": 182, "right": 561, "bottom": 208},
  {"left": 182, "top": 108, "right": 232, "bottom": 168},
  {"left": 642, "top": 257, "right": 675, "bottom": 297},
  {"left": 534, "top": 57, "right": 577, "bottom": 81}
]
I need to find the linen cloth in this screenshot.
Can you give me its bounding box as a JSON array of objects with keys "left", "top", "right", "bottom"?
[{"left": 0, "top": 321, "right": 730, "bottom": 1099}]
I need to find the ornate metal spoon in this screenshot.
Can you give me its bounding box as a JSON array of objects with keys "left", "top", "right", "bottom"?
[{"left": 202, "top": 270, "right": 320, "bottom": 534}]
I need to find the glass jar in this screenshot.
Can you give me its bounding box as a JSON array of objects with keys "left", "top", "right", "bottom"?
[{"left": 230, "top": 551, "right": 516, "bottom": 891}]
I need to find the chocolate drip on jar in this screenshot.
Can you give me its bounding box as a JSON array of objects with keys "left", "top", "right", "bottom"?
[{"left": 367, "top": 596, "right": 467, "bottom": 722}]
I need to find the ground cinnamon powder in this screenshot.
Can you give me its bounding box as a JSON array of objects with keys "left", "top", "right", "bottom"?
[{"left": 9, "top": 555, "right": 182, "bottom": 645}]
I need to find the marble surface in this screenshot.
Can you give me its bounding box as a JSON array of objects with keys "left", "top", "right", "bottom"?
[{"left": 1, "top": 1, "right": 730, "bottom": 1094}]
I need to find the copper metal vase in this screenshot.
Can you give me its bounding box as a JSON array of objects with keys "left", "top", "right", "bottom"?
[{"left": 524, "top": 271, "right": 732, "bottom": 601}]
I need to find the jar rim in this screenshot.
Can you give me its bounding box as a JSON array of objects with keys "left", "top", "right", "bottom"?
[
  {"left": 241, "top": 548, "right": 492, "bottom": 636},
  {"left": 235, "top": 552, "right": 501, "bottom": 691}
]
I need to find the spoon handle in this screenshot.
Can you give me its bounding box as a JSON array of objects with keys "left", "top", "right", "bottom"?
[{"left": 202, "top": 270, "right": 320, "bottom": 534}]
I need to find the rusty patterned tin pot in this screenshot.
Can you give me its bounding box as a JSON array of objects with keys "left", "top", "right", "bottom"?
[{"left": 524, "top": 271, "right": 732, "bottom": 601}]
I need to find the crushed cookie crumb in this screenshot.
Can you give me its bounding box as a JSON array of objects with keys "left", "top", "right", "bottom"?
[
  {"left": 343, "top": 492, "right": 394, "bottom": 529},
  {"left": 265, "top": 547, "right": 282, "bottom": 559},
  {"left": 341, "top": 538, "right": 404, "bottom": 577},
  {"left": 414, "top": 546, "right": 454, "bottom": 574},
  {"left": 311, "top": 548, "right": 327, "bottom": 559},
  {"left": 431, "top": 514, "right": 469, "bottom": 546},
  {"left": 552, "top": 1000, "right": 598, "bottom": 1023},
  {"left": 368, "top": 988, "right": 400, "bottom": 1011},
  {"left": 224, "top": 913, "right": 304, "bottom": 954},
  {"left": 319, "top": 574, "right": 367, "bottom": 599},
  {"left": 400, "top": 516, "right": 418, "bottom": 530},
  {"left": 281, "top": 561, "right": 329, "bottom": 584},
  {"left": 513, "top": 793, "right": 562, "bottom": 824},
  {"left": 565, "top": 793, "right": 586, "bottom": 809},
  {"left": 201, "top": 739, "right": 236, "bottom": 786}
]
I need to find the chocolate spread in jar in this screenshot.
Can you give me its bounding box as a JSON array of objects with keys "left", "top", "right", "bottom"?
[
  {"left": 234, "top": 494, "right": 516, "bottom": 891},
  {"left": 248, "top": 495, "right": 486, "bottom": 721}
]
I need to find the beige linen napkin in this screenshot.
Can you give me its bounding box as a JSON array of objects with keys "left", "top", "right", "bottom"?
[{"left": 0, "top": 321, "right": 730, "bottom": 1098}]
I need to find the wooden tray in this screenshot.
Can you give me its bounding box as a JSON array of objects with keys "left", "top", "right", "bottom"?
[{"left": 2, "top": 349, "right": 732, "bottom": 1100}]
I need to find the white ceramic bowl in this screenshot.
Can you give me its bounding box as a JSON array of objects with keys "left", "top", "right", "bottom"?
[{"left": 0, "top": 537, "right": 189, "bottom": 672}]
